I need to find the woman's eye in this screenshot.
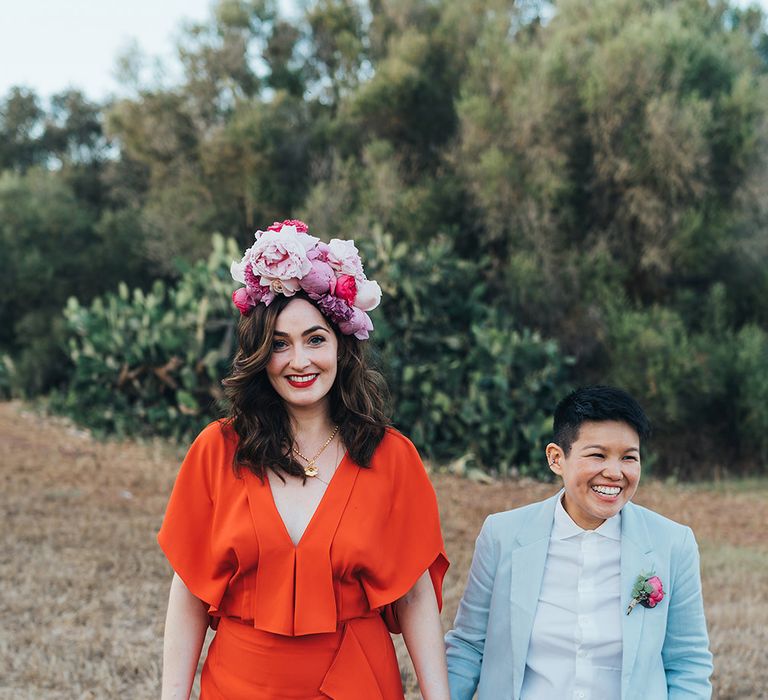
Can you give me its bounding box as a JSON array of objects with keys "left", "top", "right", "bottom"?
[
  {"left": 587, "top": 453, "right": 604, "bottom": 459},
  {"left": 272, "top": 340, "right": 288, "bottom": 351},
  {"left": 623, "top": 455, "right": 638, "bottom": 462},
  {"left": 308, "top": 335, "right": 325, "bottom": 346}
]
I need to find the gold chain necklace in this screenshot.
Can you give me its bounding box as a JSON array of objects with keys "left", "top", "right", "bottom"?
[{"left": 293, "top": 425, "right": 339, "bottom": 478}]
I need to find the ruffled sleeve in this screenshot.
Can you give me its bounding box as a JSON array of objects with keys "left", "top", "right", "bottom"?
[
  {"left": 157, "top": 421, "right": 238, "bottom": 612},
  {"left": 358, "top": 431, "right": 449, "bottom": 633}
]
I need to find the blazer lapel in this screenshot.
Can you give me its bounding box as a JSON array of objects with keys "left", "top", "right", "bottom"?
[
  {"left": 509, "top": 493, "right": 558, "bottom": 699},
  {"left": 620, "top": 503, "right": 655, "bottom": 699}
]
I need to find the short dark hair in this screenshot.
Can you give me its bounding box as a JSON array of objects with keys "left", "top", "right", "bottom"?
[{"left": 553, "top": 385, "right": 651, "bottom": 455}]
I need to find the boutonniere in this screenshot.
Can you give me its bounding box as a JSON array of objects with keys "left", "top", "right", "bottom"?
[{"left": 626, "top": 571, "right": 665, "bottom": 615}]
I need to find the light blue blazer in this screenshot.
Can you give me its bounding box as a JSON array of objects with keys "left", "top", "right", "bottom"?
[{"left": 445, "top": 493, "right": 713, "bottom": 700}]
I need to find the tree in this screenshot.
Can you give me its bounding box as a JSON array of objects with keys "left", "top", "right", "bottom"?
[
  {"left": 457, "top": 0, "right": 768, "bottom": 336},
  {"left": 0, "top": 87, "right": 46, "bottom": 171}
]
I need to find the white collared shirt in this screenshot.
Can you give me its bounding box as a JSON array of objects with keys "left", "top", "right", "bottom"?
[{"left": 520, "top": 493, "right": 623, "bottom": 700}]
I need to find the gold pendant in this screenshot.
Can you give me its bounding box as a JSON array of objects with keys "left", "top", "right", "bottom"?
[{"left": 304, "top": 464, "right": 319, "bottom": 477}]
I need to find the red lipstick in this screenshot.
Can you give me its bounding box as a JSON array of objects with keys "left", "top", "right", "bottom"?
[{"left": 287, "top": 374, "right": 318, "bottom": 388}]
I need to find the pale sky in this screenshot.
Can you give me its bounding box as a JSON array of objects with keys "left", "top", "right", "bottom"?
[
  {"left": 0, "top": 0, "right": 219, "bottom": 100},
  {"left": 0, "top": 0, "right": 766, "bottom": 102}
]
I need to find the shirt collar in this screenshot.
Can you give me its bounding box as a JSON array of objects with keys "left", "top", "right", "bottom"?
[{"left": 552, "top": 489, "right": 622, "bottom": 541}]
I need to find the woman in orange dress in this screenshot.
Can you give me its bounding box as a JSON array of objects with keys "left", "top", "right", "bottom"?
[{"left": 158, "top": 220, "right": 450, "bottom": 700}]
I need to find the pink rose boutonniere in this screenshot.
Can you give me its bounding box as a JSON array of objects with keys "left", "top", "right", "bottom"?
[{"left": 626, "top": 571, "right": 665, "bottom": 615}]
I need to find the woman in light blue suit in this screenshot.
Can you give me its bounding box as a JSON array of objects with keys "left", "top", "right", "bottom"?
[{"left": 446, "top": 386, "right": 713, "bottom": 700}]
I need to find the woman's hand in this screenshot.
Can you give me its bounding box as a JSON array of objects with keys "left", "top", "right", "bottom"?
[
  {"left": 395, "top": 570, "right": 451, "bottom": 700},
  {"left": 161, "top": 573, "right": 210, "bottom": 700}
]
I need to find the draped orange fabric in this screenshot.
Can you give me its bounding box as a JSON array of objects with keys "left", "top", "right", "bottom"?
[{"left": 158, "top": 421, "right": 449, "bottom": 699}]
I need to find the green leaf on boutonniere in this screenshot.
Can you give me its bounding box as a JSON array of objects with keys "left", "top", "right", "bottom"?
[{"left": 627, "top": 569, "right": 665, "bottom": 615}]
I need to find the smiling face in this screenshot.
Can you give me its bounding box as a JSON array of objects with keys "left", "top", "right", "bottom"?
[
  {"left": 547, "top": 420, "right": 641, "bottom": 530},
  {"left": 265, "top": 298, "right": 339, "bottom": 415}
]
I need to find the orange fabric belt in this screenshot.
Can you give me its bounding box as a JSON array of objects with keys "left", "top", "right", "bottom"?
[{"left": 205, "top": 614, "right": 400, "bottom": 700}]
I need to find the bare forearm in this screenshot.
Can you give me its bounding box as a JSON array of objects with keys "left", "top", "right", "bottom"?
[
  {"left": 161, "top": 573, "right": 210, "bottom": 700},
  {"left": 396, "top": 571, "right": 450, "bottom": 700}
]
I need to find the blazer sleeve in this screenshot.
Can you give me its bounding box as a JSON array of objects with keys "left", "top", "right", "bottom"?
[
  {"left": 445, "top": 515, "right": 499, "bottom": 700},
  {"left": 662, "top": 527, "right": 713, "bottom": 699}
]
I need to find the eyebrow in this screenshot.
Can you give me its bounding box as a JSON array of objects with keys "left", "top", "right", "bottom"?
[
  {"left": 273, "top": 325, "right": 330, "bottom": 337},
  {"left": 582, "top": 444, "right": 640, "bottom": 453}
]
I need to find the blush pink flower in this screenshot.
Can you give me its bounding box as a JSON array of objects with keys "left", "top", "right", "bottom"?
[
  {"left": 231, "top": 258, "right": 275, "bottom": 305},
  {"left": 308, "top": 242, "right": 330, "bottom": 262},
  {"left": 353, "top": 279, "right": 381, "bottom": 311},
  {"left": 335, "top": 275, "right": 357, "bottom": 304},
  {"left": 249, "top": 226, "right": 319, "bottom": 294},
  {"left": 327, "top": 238, "right": 365, "bottom": 278}
]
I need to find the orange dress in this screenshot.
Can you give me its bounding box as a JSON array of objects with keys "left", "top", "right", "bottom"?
[{"left": 158, "top": 421, "right": 449, "bottom": 699}]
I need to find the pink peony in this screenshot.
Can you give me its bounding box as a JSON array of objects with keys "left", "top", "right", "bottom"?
[
  {"left": 338, "top": 307, "right": 373, "bottom": 340},
  {"left": 242, "top": 263, "right": 261, "bottom": 290},
  {"left": 313, "top": 293, "right": 354, "bottom": 322},
  {"left": 327, "top": 238, "right": 364, "bottom": 278},
  {"left": 647, "top": 576, "right": 665, "bottom": 606},
  {"left": 307, "top": 241, "right": 330, "bottom": 262},
  {"left": 259, "top": 288, "right": 276, "bottom": 306},
  {"left": 237, "top": 262, "right": 274, "bottom": 304},
  {"left": 335, "top": 275, "right": 357, "bottom": 305},
  {"left": 250, "top": 227, "right": 319, "bottom": 294},
  {"left": 300, "top": 260, "right": 336, "bottom": 296}
]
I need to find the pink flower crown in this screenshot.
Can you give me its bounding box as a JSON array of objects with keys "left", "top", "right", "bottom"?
[{"left": 230, "top": 220, "right": 382, "bottom": 340}]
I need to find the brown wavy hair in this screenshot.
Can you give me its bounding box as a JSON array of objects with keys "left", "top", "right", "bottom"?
[{"left": 222, "top": 293, "right": 391, "bottom": 479}]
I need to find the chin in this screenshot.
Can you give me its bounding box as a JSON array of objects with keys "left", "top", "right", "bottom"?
[{"left": 601, "top": 501, "right": 626, "bottom": 517}]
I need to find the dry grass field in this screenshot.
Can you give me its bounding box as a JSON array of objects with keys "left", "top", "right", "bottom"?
[{"left": 1, "top": 400, "right": 766, "bottom": 699}]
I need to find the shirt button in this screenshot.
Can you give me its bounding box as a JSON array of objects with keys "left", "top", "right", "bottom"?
[
  {"left": 576, "top": 692, "right": 586, "bottom": 699},
  {"left": 577, "top": 648, "right": 587, "bottom": 657}
]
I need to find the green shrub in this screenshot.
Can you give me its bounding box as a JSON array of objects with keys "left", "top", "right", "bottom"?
[
  {"left": 603, "top": 295, "right": 768, "bottom": 477},
  {"left": 730, "top": 325, "right": 768, "bottom": 465},
  {"left": 462, "top": 313, "right": 573, "bottom": 477},
  {"left": 52, "top": 234, "right": 240, "bottom": 442},
  {"left": 365, "top": 230, "right": 572, "bottom": 477}
]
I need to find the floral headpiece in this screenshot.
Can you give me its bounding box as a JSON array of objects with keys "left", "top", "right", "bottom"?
[{"left": 230, "top": 220, "right": 382, "bottom": 340}]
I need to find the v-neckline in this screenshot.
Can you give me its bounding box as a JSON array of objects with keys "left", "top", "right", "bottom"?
[
  {"left": 241, "top": 449, "right": 360, "bottom": 635},
  {"left": 266, "top": 451, "right": 351, "bottom": 548}
]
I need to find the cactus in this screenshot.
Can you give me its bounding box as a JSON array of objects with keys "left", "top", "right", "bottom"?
[{"left": 54, "top": 234, "right": 241, "bottom": 441}]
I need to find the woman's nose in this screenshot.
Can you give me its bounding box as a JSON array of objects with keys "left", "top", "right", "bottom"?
[{"left": 289, "top": 346, "right": 311, "bottom": 370}]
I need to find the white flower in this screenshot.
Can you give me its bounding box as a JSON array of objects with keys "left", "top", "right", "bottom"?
[
  {"left": 230, "top": 258, "right": 247, "bottom": 284},
  {"left": 354, "top": 279, "right": 382, "bottom": 311}
]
